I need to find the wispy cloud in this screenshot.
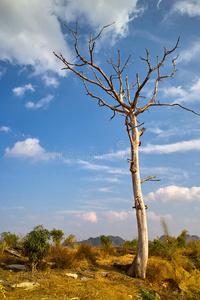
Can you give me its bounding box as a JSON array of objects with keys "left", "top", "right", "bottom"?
[
  {"left": 79, "top": 159, "right": 129, "bottom": 175},
  {"left": 83, "top": 176, "right": 120, "bottom": 183},
  {"left": 145, "top": 185, "right": 200, "bottom": 204},
  {"left": 12, "top": 83, "right": 35, "bottom": 97},
  {"left": 157, "top": 0, "right": 163, "bottom": 9},
  {"left": 0, "top": 126, "right": 11, "bottom": 133},
  {"left": 160, "top": 78, "right": 200, "bottom": 104},
  {"left": 171, "top": 0, "right": 200, "bottom": 17},
  {"left": 25, "top": 94, "right": 54, "bottom": 110},
  {"left": 98, "top": 187, "right": 113, "bottom": 193},
  {"left": 94, "top": 148, "right": 130, "bottom": 160},
  {"left": 140, "top": 138, "right": 200, "bottom": 154},
  {"left": 42, "top": 75, "right": 59, "bottom": 88},
  {"left": 0, "top": 206, "right": 24, "bottom": 210},
  {"left": 178, "top": 40, "right": 200, "bottom": 64}
]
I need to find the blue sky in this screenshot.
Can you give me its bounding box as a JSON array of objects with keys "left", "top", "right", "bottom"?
[{"left": 1, "top": 0, "right": 200, "bottom": 241}]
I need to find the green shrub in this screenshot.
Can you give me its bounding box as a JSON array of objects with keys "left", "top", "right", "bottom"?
[
  {"left": 149, "top": 239, "right": 166, "bottom": 258},
  {"left": 23, "top": 225, "right": 51, "bottom": 270},
  {"left": 100, "top": 235, "right": 112, "bottom": 252},
  {"left": 1, "top": 232, "right": 19, "bottom": 250},
  {"left": 50, "top": 228, "right": 64, "bottom": 246},
  {"left": 139, "top": 287, "right": 157, "bottom": 300}
]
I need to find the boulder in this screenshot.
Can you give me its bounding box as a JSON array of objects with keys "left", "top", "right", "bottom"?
[{"left": 5, "top": 264, "right": 26, "bottom": 271}]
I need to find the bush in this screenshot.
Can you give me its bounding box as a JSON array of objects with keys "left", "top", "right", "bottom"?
[
  {"left": 147, "top": 258, "right": 176, "bottom": 283},
  {"left": 47, "top": 245, "right": 75, "bottom": 269},
  {"left": 177, "top": 230, "right": 188, "bottom": 248},
  {"left": 23, "top": 225, "right": 51, "bottom": 270},
  {"left": 76, "top": 243, "right": 97, "bottom": 264},
  {"left": 149, "top": 239, "right": 166, "bottom": 258},
  {"left": 1, "top": 232, "right": 19, "bottom": 250}
]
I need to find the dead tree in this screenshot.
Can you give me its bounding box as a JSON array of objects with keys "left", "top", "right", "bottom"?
[{"left": 54, "top": 23, "right": 199, "bottom": 279}]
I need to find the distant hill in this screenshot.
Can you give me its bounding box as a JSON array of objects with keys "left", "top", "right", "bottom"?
[
  {"left": 81, "top": 235, "right": 125, "bottom": 246},
  {"left": 159, "top": 234, "right": 199, "bottom": 243}
]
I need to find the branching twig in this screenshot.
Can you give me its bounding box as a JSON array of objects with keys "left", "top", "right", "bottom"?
[
  {"left": 150, "top": 103, "right": 200, "bottom": 116},
  {"left": 141, "top": 174, "right": 161, "bottom": 183}
]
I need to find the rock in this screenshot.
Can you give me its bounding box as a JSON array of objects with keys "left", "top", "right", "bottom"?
[
  {"left": 65, "top": 273, "right": 78, "bottom": 279},
  {"left": 11, "top": 282, "right": 39, "bottom": 289},
  {"left": 5, "top": 264, "right": 26, "bottom": 271},
  {"left": 80, "top": 277, "right": 93, "bottom": 281}
]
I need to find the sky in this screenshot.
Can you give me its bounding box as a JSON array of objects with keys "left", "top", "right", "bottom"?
[{"left": 0, "top": 0, "right": 200, "bottom": 241}]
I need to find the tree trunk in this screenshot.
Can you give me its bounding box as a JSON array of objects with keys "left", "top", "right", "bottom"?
[{"left": 127, "top": 115, "right": 148, "bottom": 279}]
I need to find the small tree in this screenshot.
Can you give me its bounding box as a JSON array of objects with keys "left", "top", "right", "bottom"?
[
  {"left": 1, "top": 232, "right": 19, "bottom": 251},
  {"left": 50, "top": 228, "right": 64, "bottom": 246},
  {"left": 23, "top": 225, "right": 51, "bottom": 271},
  {"left": 177, "top": 230, "right": 188, "bottom": 248},
  {"left": 64, "top": 234, "right": 76, "bottom": 247},
  {"left": 54, "top": 23, "right": 200, "bottom": 278},
  {"left": 100, "top": 235, "right": 112, "bottom": 251}
]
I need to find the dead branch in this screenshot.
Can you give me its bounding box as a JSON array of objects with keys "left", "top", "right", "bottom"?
[
  {"left": 150, "top": 103, "right": 200, "bottom": 116},
  {"left": 141, "top": 174, "right": 161, "bottom": 183},
  {"left": 139, "top": 127, "right": 146, "bottom": 137},
  {"left": 132, "top": 38, "right": 180, "bottom": 114}
]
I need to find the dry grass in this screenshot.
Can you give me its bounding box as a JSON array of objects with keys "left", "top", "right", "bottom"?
[{"left": 1, "top": 246, "right": 200, "bottom": 299}]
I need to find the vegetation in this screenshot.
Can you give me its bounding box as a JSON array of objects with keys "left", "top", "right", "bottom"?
[
  {"left": 50, "top": 228, "right": 64, "bottom": 246},
  {"left": 64, "top": 234, "right": 76, "bottom": 247},
  {"left": 0, "top": 232, "right": 19, "bottom": 251},
  {"left": 23, "top": 225, "right": 51, "bottom": 270},
  {"left": 100, "top": 235, "right": 112, "bottom": 251},
  {"left": 1, "top": 226, "right": 200, "bottom": 299}
]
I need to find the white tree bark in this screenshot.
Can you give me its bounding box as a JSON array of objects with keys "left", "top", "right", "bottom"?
[{"left": 127, "top": 115, "right": 148, "bottom": 279}]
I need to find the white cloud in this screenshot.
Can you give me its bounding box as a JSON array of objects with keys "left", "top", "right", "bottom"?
[
  {"left": 145, "top": 185, "right": 200, "bottom": 204},
  {"left": 79, "top": 159, "right": 129, "bottom": 175},
  {"left": 172, "top": 0, "right": 200, "bottom": 17},
  {"left": 147, "top": 211, "right": 172, "bottom": 222},
  {"left": 79, "top": 160, "right": 111, "bottom": 171},
  {"left": 5, "top": 138, "right": 46, "bottom": 159},
  {"left": 160, "top": 79, "right": 200, "bottom": 104},
  {"left": 77, "top": 211, "right": 98, "bottom": 223},
  {"left": 53, "top": 0, "right": 144, "bottom": 37},
  {"left": 0, "top": 126, "right": 11, "bottom": 133},
  {"left": 98, "top": 187, "right": 113, "bottom": 193},
  {"left": 0, "top": 0, "right": 71, "bottom": 76},
  {"left": 4, "top": 137, "right": 61, "bottom": 161},
  {"left": 0, "top": 206, "right": 24, "bottom": 210},
  {"left": 0, "top": 0, "right": 144, "bottom": 76},
  {"left": 84, "top": 176, "right": 119, "bottom": 183},
  {"left": 94, "top": 148, "right": 130, "bottom": 160},
  {"left": 157, "top": 0, "right": 163, "bottom": 9},
  {"left": 178, "top": 41, "right": 200, "bottom": 64},
  {"left": 25, "top": 94, "right": 54, "bottom": 110},
  {"left": 12, "top": 83, "right": 35, "bottom": 97},
  {"left": 104, "top": 210, "right": 129, "bottom": 222},
  {"left": 42, "top": 75, "right": 59, "bottom": 88},
  {"left": 0, "top": 67, "right": 6, "bottom": 78},
  {"left": 140, "top": 138, "right": 200, "bottom": 154}
]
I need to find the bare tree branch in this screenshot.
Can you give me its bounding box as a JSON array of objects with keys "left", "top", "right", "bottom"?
[
  {"left": 150, "top": 103, "right": 200, "bottom": 116},
  {"left": 141, "top": 174, "right": 161, "bottom": 183}
]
